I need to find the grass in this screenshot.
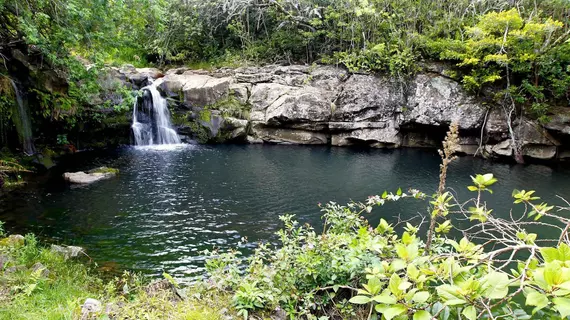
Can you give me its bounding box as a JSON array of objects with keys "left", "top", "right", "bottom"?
[
  {"left": 0, "top": 227, "right": 232, "bottom": 320},
  {"left": 0, "top": 234, "right": 102, "bottom": 320}
]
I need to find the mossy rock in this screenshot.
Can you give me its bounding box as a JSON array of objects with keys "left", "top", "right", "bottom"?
[
  {"left": 0, "top": 235, "right": 25, "bottom": 247},
  {"left": 87, "top": 167, "right": 119, "bottom": 175}
]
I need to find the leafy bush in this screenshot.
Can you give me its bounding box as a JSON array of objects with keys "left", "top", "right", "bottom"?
[
  {"left": 204, "top": 126, "right": 570, "bottom": 319},
  {"left": 426, "top": 8, "right": 570, "bottom": 117}
]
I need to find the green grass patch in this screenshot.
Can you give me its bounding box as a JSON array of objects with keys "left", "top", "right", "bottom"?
[{"left": 0, "top": 227, "right": 232, "bottom": 320}]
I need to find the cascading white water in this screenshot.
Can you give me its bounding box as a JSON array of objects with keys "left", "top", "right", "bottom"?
[
  {"left": 131, "top": 79, "right": 181, "bottom": 146},
  {"left": 10, "top": 80, "right": 35, "bottom": 155}
]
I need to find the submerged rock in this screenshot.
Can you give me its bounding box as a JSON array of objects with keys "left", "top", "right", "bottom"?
[{"left": 63, "top": 167, "right": 118, "bottom": 184}]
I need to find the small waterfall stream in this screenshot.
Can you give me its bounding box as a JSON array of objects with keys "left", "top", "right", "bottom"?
[
  {"left": 10, "top": 80, "right": 35, "bottom": 155},
  {"left": 131, "top": 79, "right": 181, "bottom": 146}
]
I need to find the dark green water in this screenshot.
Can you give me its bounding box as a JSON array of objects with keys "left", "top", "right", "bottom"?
[{"left": 1, "top": 144, "right": 570, "bottom": 279}]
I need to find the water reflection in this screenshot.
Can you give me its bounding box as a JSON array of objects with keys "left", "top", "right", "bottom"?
[{"left": 1, "top": 145, "right": 570, "bottom": 281}]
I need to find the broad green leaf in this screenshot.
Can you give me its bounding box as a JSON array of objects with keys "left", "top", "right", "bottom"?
[
  {"left": 390, "top": 259, "right": 407, "bottom": 272},
  {"left": 544, "top": 262, "right": 563, "bottom": 286},
  {"left": 553, "top": 297, "right": 570, "bottom": 318},
  {"left": 389, "top": 274, "right": 403, "bottom": 296},
  {"left": 413, "top": 310, "right": 431, "bottom": 320},
  {"left": 407, "top": 264, "right": 419, "bottom": 279},
  {"left": 349, "top": 295, "right": 371, "bottom": 304},
  {"left": 525, "top": 290, "right": 549, "bottom": 314},
  {"left": 412, "top": 291, "right": 430, "bottom": 303},
  {"left": 559, "top": 243, "right": 570, "bottom": 261},
  {"left": 437, "top": 284, "right": 464, "bottom": 302},
  {"left": 376, "top": 304, "right": 407, "bottom": 320},
  {"left": 481, "top": 271, "right": 510, "bottom": 299},
  {"left": 462, "top": 306, "right": 476, "bottom": 320},
  {"left": 372, "top": 294, "right": 397, "bottom": 304},
  {"left": 445, "top": 299, "right": 468, "bottom": 306},
  {"left": 365, "top": 276, "right": 383, "bottom": 295},
  {"left": 542, "top": 247, "right": 559, "bottom": 262},
  {"left": 558, "top": 281, "right": 570, "bottom": 291},
  {"left": 398, "top": 281, "right": 412, "bottom": 292}
]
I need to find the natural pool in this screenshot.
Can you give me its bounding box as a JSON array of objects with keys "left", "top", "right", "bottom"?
[{"left": 1, "top": 144, "right": 570, "bottom": 279}]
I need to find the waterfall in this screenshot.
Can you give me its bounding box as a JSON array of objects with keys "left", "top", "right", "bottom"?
[
  {"left": 10, "top": 80, "right": 35, "bottom": 155},
  {"left": 131, "top": 79, "right": 181, "bottom": 146}
]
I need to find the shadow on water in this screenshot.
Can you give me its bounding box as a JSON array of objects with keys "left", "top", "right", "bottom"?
[{"left": 2, "top": 144, "right": 570, "bottom": 279}]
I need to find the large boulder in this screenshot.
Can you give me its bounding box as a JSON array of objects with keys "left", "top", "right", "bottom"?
[
  {"left": 333, "top": 75, "right": 404, "bottom": 122},
  {"left": 265, "top": 86, "right": 332, "bottom": 126},
  {"left": 118, "top": 65, "right": 163, "bottom": 88},
  {"left": 486, "top": 140, "right": 513, "bottom": 157},
  {"left": 484, "top": 108, "right": 510, "bottom": 143},
  {"left": 517, "top": 120, "right": 560, "bottom": 160},
  {"left": 198, "top": 111, "right": 225, "bottom": 138},
  {"left": 544, "top": 111, "right": 570, "bottom": 136},
  {"left": 51, "top": 244, "right": 85, "bottom": 259},
  {"left": 229, "top": 83, "right": 251, "bottom": 105},
  {"left": 516, "top": 120, "right": 559, "bottom": 146},
  {"left": 523, "top": 145, "right": 558, "bottom": 160},
  {"left": 483, "top": 121, "right": 560, "bottom": 160},
  {"left": 234, "top": 66, "right": 275, "bottom": 84},
  {"left": 249, "top": 83, "right": 296, "bottom": 121},
  {"left": 159, "top": 74, "right": 231, "bottom": 107},
  {"left": 222, "top": 117, "right": 249, "bottom": 141},
  {"left": 402, "top": 74, "right": 486, "bottom": 130},
  {"left": 182, "top": 75, "right": 231, "bottom": 107}
]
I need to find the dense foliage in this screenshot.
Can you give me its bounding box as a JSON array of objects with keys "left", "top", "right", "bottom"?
[
  {"left": 0, "top": 0, "right": 148, "bottom": 148},
  {"left": 0, "top": 0, "right": 569, "bottom": 153}
]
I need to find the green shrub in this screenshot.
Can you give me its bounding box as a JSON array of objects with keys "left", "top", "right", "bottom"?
[{"left": 204, "top": 127, "right": 570, "bottom": 320}]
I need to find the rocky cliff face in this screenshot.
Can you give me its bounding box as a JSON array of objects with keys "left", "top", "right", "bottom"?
[{"left": 116, "top": 64, "right": 570, "bottom": 162}]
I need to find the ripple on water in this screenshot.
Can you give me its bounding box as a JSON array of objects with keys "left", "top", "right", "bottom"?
[{"left": 2, "top": 145, "right": 570, "bottom": 281}]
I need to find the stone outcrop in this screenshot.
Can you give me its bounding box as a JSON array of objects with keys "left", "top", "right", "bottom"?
[
  {"left": 63, "top": 167, "right": 118, "bottom": 184},
  {"left": 159, "top": 73, "right": 231, "bottom": 107},
  {"left": 114, "top": 65, "right": 163, "bottom": 89},
  {"left": 117, "top": 64, "right": 570, "bottom": 161},
  {"left": 51, "top": 244, "right": 85, "bottom": 259},
  {"left": 402, "top": 75, "right": 486, "bottom": 130}
]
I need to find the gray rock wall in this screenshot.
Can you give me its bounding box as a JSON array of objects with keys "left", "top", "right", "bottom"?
[{"left": 118, "top": 64, "right": 570, "bottom": 161}]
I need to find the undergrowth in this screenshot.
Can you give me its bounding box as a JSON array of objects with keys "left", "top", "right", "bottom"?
[
  {"left": 204, "top": 125, "right": 570, "bottom": 319},
  {"left": 0, "top": 223, "right": 230, "bottom": 320}
]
